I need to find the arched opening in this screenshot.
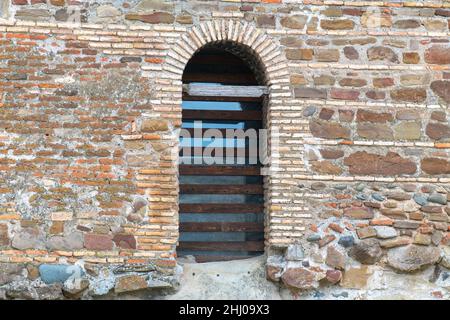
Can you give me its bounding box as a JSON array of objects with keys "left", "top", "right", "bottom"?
[{"left": 177, "top": 41, "right": 268, "bottom": 263}]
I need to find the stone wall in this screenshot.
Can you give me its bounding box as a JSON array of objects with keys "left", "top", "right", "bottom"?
[{"left": 0, "top": 0, "right": 449, "bottom": 299}]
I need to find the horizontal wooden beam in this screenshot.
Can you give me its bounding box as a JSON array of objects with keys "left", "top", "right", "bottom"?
[
  {"left": 180, "top": 128, "right": 262, "bottom": 136},
  {"left": 183, "top": 84, "right": 268, "bottom": 98},
  {"left": 182, "top": 109, "right": 262, "bottom": 121},
  {"left": 180, "top": 147, "right": 248, "bottom": 153},
  {"left": 183, "top": 94, "right": 262, "bottom": 103},
  {"left": 180, "top": 184, "right": 263, "bottom": 194},
  {"left": 189, "top": 255, "right": 261, "bottom": 263},
  {"left": 177, "top": 241, "right": 264, "bottom": 252},
  {"left": 179, "top": 203, "right": 263, "bottom": 214},
  {"left": 186, "top": 53, "right": 246, "bottom": 66},
  {"left": 180, "top": 222, "right": 264, "bottom": 232},
  {"left": 179, "top": 165, "right": 261, "bottom": 176},
  {"left": 183, "top": 74, "right": 257, "bottom": 85}
]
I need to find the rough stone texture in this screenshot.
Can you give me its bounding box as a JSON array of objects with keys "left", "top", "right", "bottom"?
[
  {"left": 344, "top": 207, "right": 373, "bottom": 219},
  {"left": 309, "top": 120, "right": 350, "bottom": 139},
  {"left": 1, "top": 0, "right": 10, "bottom": 18},
  {"left": 357, "top": 226, "right": 377, "bottom": 239},
  {"left": 280, "top": 15, "right": 307, "bottom": 29},
  {"left": 374, "top": 226, "right": 397, "bottom": 239},
  {"left": 286, "top": 48, "right": 314, "bottom": 60},
  {"left": 338, "top": 236, "right": 355, "bottom": 248},
  {"left": 285, "top": 244, "right": 304, "bottom": 261},
  {"left": 47, "top": 232, "right": 84, "bottom": 251},
  {"left": 425, "top": 46, "right": 450, "bottom": 65},
  {"left": 39, "top": 264, "right": 84, "bottom": 285},
  {"left": 330, "top": 89, "right": 360, "bottom": 101},
  {"left": 326, "top": 245, "right": 346, "bottom": 270},
  {"left": 113, "top": 234, "right": 137, "bottom": 249},
  {"left": 84, "top": 234, "right": 114, "bottom": 251},
  {"left": 344, "top": 152, "right": 417, "bottom": 176},
  {"left": 356, "top": 110, "right": 393, "bottom": 123},
  {"left": 391, "top": 88, "right": 427, "bottom": 103},
  {"left": 426, "top": 123, "right": 450, "bottom": 140},
  {"left": 63, "top": 279, "right": 90, "bottom": 299},
  {"left": 367, "top": 46, "right": 399, "bottom": 63},
  {"left": 115, "top": 275, "right": 148, "bottom": 294},
  {"left": 403, "top": 52, "right": 420, "bottom": 64},
  {"left": 266, "top": 265, "right": 282, "bottom": 282},
  {"left": 357, "top": 123, "right": 393, "bottom": 140},
  {"left": 281, "top": 268, "right": 318, "bottom": 291},
  {"left": 394, "top": 122, "right": 421, "bottom": 140},
  {"left": 125, "top": 12, "right": 175, "bottom": 24},
  {"left": 374, "top": 78, "right": 394, "bottom": 88},
  {"left": 167, "top": 256, "right": 282, "bottom": 299},
  {"left": 430, "top": 81, "right": 450, "bottom": 103},
  {"left": 311, "top": 161, "right": 342, "bottom": 175},
  {"left": 320, "top": 149, "right": 344, "bottom": 159},
  {"left": 441, "top": 247, "right": 450, "bottom": 269},
  {"left": 349, "top": 239, "right": 383, "bottom": 265},
  {"left": 0, "top": 224, "right": 9, "bottom": 246},
  {"left": 295, "top": 87, "right": 326, "bottom": 99},
  {"left": 320, "top": 19, "right": 355, "bottom": 30},
  {"left": 12, "top": 228, "right": 46, "bottom": 250},
  {"left": 256, "top": 15, "right": 275, "bottom": 27},
  {"left": 361, "top": 11, "right": 392, "bottom": 28},
  {"left": 0, "top": 264, "right": 24, "bottom": 286},
  {"left": 421, "top": 158, "right": 450, "bottom": 175},
  {"left": 340, "top": 266, "right": 372, "bottom": 289},
  {"left": 316, "top": 49, "right": 340, "bottom": 62},
  {"left": 394, "top": 19, "right": 421, "bottom": 29},
  {"left": 325, "top": 270, "right": 342, "bottom": 284},
  {"left": 344, "top": 47, "right": 359, "bottom": 60},
  {"left": 387, "top": 245, "right": 441, "bottom": 272},
  {"left": 141, "top": 119, "right": 169, "bottom": 132}
]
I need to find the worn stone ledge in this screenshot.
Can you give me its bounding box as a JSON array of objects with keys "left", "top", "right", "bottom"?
[
  {"left": 303, "top": 138, "right": 450, "bottom": 149},
  {"left": 287, "top": 100, "right": 446, "bottom": 110},
  {"left": 301, "top": 0, "right": 450, "bottom": 8},
  {"left": 2, "top": 19, "right": 450, "bottom": 38},
  {"left": 288, "top": 62, "right": 450, "bottom": 71},
  {"left": 290, "top": 174, "right": 450, "bottom": 183},
  {"left": 0, "top": 252, "right": 176, "bottom": 265},
  {"left": 269, "top": 29, "right": 450, "bottom": 37}
]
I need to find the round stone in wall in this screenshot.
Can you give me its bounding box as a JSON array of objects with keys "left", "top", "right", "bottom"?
[{"left": 387, "top": 245, "right": 441, "bottom": 272}]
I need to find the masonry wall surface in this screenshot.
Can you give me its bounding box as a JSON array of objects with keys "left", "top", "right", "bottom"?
[{"left": 0, "top": 0, "right": 450, "bottom": 299}]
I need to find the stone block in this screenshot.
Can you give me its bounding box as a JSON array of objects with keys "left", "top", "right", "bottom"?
[{"left": 39, "top": 264, "right": 85, "bottom": 284}]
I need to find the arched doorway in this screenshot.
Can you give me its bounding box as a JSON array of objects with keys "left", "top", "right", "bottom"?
[{"left": 177, "top": 42, "right": 268, "bottom": 262}]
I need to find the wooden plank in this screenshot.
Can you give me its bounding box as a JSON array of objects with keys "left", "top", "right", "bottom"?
[
  {"left": 180, "top": 222, "right": 264, "bottom": 232},
  {"left": 180, "top": 146, "right": 249, "bottom": 153},
  {"left": 177, "top": 241, "right": 264, "bottom": 252},
  {"left": 179, "top": 147, "right": 251, "bottom": 158},
  {"left": 187, "top": 53, "right": 246, "bottom": 66},
  {"left": 183, "top": 84, "right": 268, "bottom": 98},
  {"left": 180, "top": 184, "right": 263, "bottom": 194},
  {"left": 179, "top": 203, "right": 263, "bottom": 213},
  {"left": 181, "top": 128, "right": 262, "bottom": 136},
  {"left": 191, "top": 255, "right": 262, "bottom": 263},
  {"left": 184, "top": 65, "right": 253, "bottom": 77},
  {"left": 183, "top": 93, "right": 263, "bottom": 102},
  {"left": 182, "top": 110, "right": 262, "bottom": 121},
  {"left": 183, "top": 73, "right": 256, "bottom": 85},
  {"left": 179, "top": 165, "right": 260, "bottom": 176}
]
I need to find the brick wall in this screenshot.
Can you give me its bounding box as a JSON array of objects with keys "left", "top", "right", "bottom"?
[{"left": 0, "top": 0, "right": 449, "bottom": 298}]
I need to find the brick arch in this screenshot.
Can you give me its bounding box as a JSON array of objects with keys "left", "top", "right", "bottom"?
[
  {"left": 163, "top": 19, "right": 292, "bottom": 90},
  {"left": 161, "top": 19, "right": 293, "bottom": 255}
]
